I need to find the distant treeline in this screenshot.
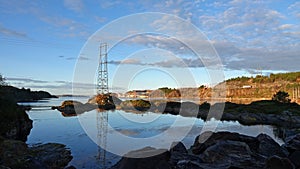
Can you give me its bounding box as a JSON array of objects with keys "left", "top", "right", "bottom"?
[{"left": 226, "top": 72, "right": 300, "bottom": 83}]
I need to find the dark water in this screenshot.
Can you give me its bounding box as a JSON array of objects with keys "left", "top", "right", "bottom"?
[{"left": 20, "top": 97, "right": 284, "bottom": 169}]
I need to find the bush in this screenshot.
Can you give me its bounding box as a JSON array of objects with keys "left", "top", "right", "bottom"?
[{"left": 272, "top": 91, "right": 291, "bottom": 103}]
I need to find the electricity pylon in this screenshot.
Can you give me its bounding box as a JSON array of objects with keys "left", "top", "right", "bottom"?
[{"left": 96, "top": 43, "right": 109, "bottom": 169}]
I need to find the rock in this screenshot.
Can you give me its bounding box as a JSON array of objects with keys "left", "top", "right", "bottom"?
[
  {"left": 283, "top": 133, "right": 300, "bottom": 168},
  {"left": 110, "top": 147, "right": 171, "bottom": 169},
  {"left": 256, "top": 134, "right": 288, "bottom": 158},
  {"left": 176, "top": 160, "right": 204, "bottom": 169},
  {"left": 200, "top": 140, "right": 253, "bottom": 163},
  {"left": 266, "top": 156, "right": 295, "bottom": 169},
  {"left": 88, "top": 94, "right": 119, "bottom": 109},
  {"left": 191, "top": 131, "right": 257, "bottom": 155},
  {"left": 289, "top": 151, "right": 300, "bottom": 168},
  {"left": 284, "top": 133, "right": 300, "bottom": 152},
  {"left": 65, "top": 166, "right": 76, "bottom": 169},
  {"left": 54, "top": 100, "right": 97, "bottom": 116},
  {"left": 30, "top": 143, "right": 73, "bottom": 169},
  {"left": 0, "top": 98, "right": 32, "bottom": 141},
  {"left": 0, "top": 139, "right": 72, "bottom": 169},
  {"left": 0, "top": 85, "right": 57, "bottom": 102},
  {"left": 120, "top": 100, "right": 151, "bottom": 112},
  {"left": 170, "top": 142, "right": 188, "bottom": 154},
  {"left": 190, "top": 132, "right": 291, "bottom": 169},
  {"left": 169, "top": 142, "right": 192, "bottom": 167}
]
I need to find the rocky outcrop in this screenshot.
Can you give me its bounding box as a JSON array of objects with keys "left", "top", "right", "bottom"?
[
  {"left": 88, "top": 94, "right": 121, "bottom": 109},
  {"left": 0, "top": 138, "right": 72, "bottom": 169},
  {"left": 0, "top": 86, "right": 72, "bottom": 169},
  {"left": 52, "top": 100, "right": 96, "bottom": 116},
  {"left": 110, "top": 132, "right": 300, "bottom": 169},
  {"left": 53, "top": 94, "right": 120, "bottom": 116},
  {"left": 0, "top": 98, "right": 32, "bottom": 141}
]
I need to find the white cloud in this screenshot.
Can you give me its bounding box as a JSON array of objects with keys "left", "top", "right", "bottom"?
[
  {"left": 64, "top": 0, "right": 84, "bottom": 12},
  {"left": 0, "top": 24, "right": 27, "bottom": 38},
  {"left": 278, "top": 24, "right": 294, "bottom": 30}
]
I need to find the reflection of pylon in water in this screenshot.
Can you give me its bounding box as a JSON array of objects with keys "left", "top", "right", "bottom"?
[
  {"left": 96, "top": 43, "right": 109, "bottom": 169},
  {"left": 96, "top": 111, "right": 108, "bottom": 168}
]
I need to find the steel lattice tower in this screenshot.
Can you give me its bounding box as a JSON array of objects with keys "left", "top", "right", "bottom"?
[
  {"left": 96, "top": 43, "right": 109, "bottom": 169},
  {"left": 97, "top": 43, "right": 109, "bottom": 94}
]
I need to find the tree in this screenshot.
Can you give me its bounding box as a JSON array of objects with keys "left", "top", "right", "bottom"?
[
  {"left": 0, "top": 74, "right": 7, "bottom": 86},
  {"left": 272, "top": 91, "right": 291, "bottom": 103}
]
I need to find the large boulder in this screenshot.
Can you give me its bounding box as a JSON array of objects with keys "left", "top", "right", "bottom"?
[
  {"left": 191, "top": 131, "right": 289, "bottom": 168},
  {"left": 265, "top": 155, "right": 295, "bottom": 169},
  {"left": 283, "top": 134, "right": 300, "bottom": 168},
  {"left": 256, "top": 134, "right": 288, "bottom": 158},
  {"left": 110, "top": 147, "right": 171, "bottom": 169}
]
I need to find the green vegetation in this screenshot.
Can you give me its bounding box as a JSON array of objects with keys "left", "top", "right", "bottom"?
[
  {"left": 272, "top": 91, "right": 291, "bottom": 103},
  {"left": 158, "top": 87, "right": 177, "bottom": 95},
  {"left": 227, "top": 76, "right": 251, "bottom": 82},
  {"left": 120, "top": 99, "right": 151, "bottom": 111},
  {"left": 130, "top": 99, "right": 151, "bottom": 108},
  {"left": 226, "top": 71, "right": 300, "bottom": 83}
]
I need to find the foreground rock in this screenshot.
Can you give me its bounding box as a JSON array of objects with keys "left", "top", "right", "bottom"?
[
  {"left": 110, "top": 147, "right": 171, "bottom": 169},
  {"left": 283, "top": 133, "right": 300, "bottom": 168},
  {"left": 0, "top": 138, "right": 72, "bottom": 169},
  {"left": 0, "top": 98, "right": 32, "bottom": 141},
  {"left": 110, "top": 132, "right": 300, "bottom": 169}
]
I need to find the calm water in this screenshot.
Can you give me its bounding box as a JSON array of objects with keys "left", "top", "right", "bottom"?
[{"left": 20, "top": 97, "right": 284, "bottom": 169}]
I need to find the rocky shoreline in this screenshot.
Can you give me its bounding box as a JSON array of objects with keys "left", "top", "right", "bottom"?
[
  {"left": 0, "top": 86, "right": 72, "bottom": 169},
  {"left": 54, "top": 94, "right": 300, "bottom": 128},
  {"left": 110, "top": 131, "right": 300, "bottom": 169}
]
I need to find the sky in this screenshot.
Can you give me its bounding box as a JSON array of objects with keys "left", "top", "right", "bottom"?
[{"left": 0, "top": 0, "right": 299, "bottom": 95}]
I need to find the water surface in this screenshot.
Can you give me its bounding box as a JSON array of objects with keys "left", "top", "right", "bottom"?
[{"left": 21, "top": 97, "right": 284, "bottom": 168}]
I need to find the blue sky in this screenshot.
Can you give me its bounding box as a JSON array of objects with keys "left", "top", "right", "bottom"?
[{"left": 0, "top": 0, "right": 299, "bottom": 95}]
